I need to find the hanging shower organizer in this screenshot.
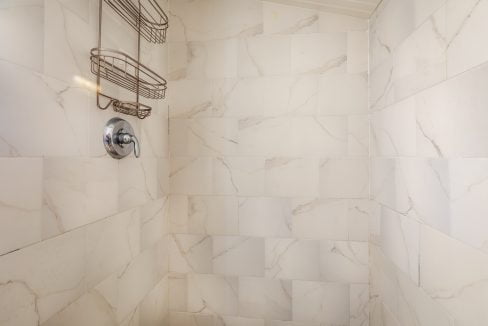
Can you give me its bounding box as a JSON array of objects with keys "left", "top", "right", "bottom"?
[{"left": 90, "top": 0, "right": 168, "bottom": 119}]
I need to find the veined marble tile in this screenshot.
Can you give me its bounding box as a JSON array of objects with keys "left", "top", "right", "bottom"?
[
  {"left": 168, "top": 0, "right": 263, "bottom": 42},
  {"left": 183, "top": 39, "right": 239, "bottom": 80},
  {"left": 239, "top": 197, "right": 292, "bottom": 238},
  {"left": 212, "top": 236, "right": 264, "bottom": 277},
  {"left": 42, "top": 158, "right": 118, "bottom": 238},
  {"left": 350, "top": 284, "right": 369, "bottom": 326},
  {"left": 43, "top": 0, "right": 99, "bottom": 83},
  {"left": 169, "top": 274, "right": 188, "bottom": 312},
  {"left": 320, "top": 240, "right": 369, "bottom": 283},
  {"left": 140, "top": 198, "right": 169, "bottom": 251},
  {"left": 287, "top": 75, "right": 319, "bottom": 116},
  {"left": 290, "top": 117, "right": 348, "bottom": 157},
  {"left": 119, "top": 158, "right": 159, "bottom": 211},
  {"left": 94, "top": 242, "right": 166, "bottom": 323},
  {"left": 169, "top": 311, "right": 215, "bottom": 326},
  {"left": 347, "top": 200, "right": 372, "bottom": 241},
  {"left": 265, "top": 239, "right": 320, "bottom": 281},
  {"left": 348, "top": 115, "right": 370, "bottom": 157},
  {"left": 213, "top": 157, "right": 265, "bottom": 196},
  {"left": 319, "top": 12, "right": 368, "bottom": 33},
  {"left": 238, "top": 35, "right": 291, "bottom": 77},
  {"left": 0, "top": 228, "right": 86, "bottom": 324},
  {"left": 238, "top": 277, "right": 292, "bottom": 321},
  {"left": 41, "top": 290, "right": 118, "bottom": 326},
  {"left": 138, "top": 277, "right": 169, "bottom": 326},
  {"left": 0, "top": 158, "right": 42, "bottom": 256},
  {"left": 380, "top": 207, "right": 420, "bottom": 284},
  {"left": 264, "top": 157, "right": 319, "bottom": 197},
  {"left": 420, "top": 225, "right": 488, "bottom": 326},
  {"left": 187, "top": 274, "right": 239, "bottom": 316},
  {"left": 291, "top": 33, "right": 347, "bottom": 75},
  {"left": 170, "top": 118, "right": 239, "bottom": 157},
  {"left": 372, "top": 97, "right": 416, "bottom": 157},
  {"left": 291, "top": 198, "right": 349, "bottom": 240},
  {"left": 85, "top": 208, "right": 141, "bottom": 288},
  {"left": 0, "top": 0, "right": 43, "bottom": 71},
  {"left": 238, "top": 117, "right": 292, "bottom": 156},
  {"left": 416, "top": 63, "right": 488, "bottom": 158},
  {"left": 318, "top": 72, "right": 368, "bottom": 115},
  {"left": 263, "top": 1, "right": 318, "bottom": 35},
  {"left": 169, "top": 234, "right": 212, "bottom": 274},
  {"left": 218, "top": 316, "right": 265, "bottom": 326},
  {"left": 0, "top": 63, "right": 90, "bottom": 157},
  {"left": 140, "top": 110, "right": 169, "bottom": 159},
  {"left": 292, "top": 280, "right": 349, "bottom": 325},
  {"left": 319, "top": 158, "right": 369, "bottom": 199},
  {"left": 170, "top": 157, "right": 213, "bottom": 195},
  {"left": 348, "top": 31, "right": 369, "bottom": 74},
  {"left": 446, "top": 0, "right": 488, "bottom": 77}
]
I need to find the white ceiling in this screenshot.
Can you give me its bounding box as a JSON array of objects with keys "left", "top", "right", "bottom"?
[{"left": 266, "top": 0, "right": 382, "bottom": 18}]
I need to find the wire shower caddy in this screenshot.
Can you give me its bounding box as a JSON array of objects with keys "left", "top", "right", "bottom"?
[{"left": 90, "top": 0, "right": 168, "bottom": 119}]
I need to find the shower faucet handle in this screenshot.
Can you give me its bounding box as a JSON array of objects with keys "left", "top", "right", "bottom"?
[
  {"left": 118, "top": 132, "right": 140, "bottom": 158},
  {"left": 103, "top": 118, "right": 141, "bottom": 159}
]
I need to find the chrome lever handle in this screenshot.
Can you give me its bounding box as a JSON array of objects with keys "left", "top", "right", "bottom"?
[{"left": 118, "top": 133, "right": 140, "bottom": 158}]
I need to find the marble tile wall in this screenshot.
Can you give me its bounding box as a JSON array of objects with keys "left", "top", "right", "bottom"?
[
  {"left": 369, "top": 0, "right": 488, "bottom": 325},
  {"left": 167, "top": 0, "right": 370, "bottom": 325},
  {"left": 0, "top": 0, "right": 169, "bottom": 325}
]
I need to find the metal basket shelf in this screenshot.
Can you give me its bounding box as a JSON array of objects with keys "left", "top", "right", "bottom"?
[
  {"left": 91, "top": 48, "right": 167, "bottom": 99},
  {"left": 97, "top": 93, "right": 152, "bottom": 119},
  {"left": 104, "top": 0, "right": 168, "bottom": 44}
]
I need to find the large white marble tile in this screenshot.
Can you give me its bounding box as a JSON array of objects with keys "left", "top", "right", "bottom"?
[
  {"left": 290, "top": 117, "right": 348, "bottom": 157},
  {"left": 170, "top": 157, "right": 213, "bottom": 195},
  {"left": 372, "top": 97, "right": 416, "bottom": 157},
  {"left": 446, "top": 0, "right": 488, "bottom": 77},
  {"left": 318, "top": 72, "right": 368, "bottom": 115},
  {"left": 287, "top": 75, "right": 319, "bottom": 115},
  {"left": 292, "top": 280, "right": 349, "bottom": 325},
  {"left": 291, "top": 198, "right": 349, "bottom": 240},
  {"left": 169, "top": 234, "right": 212, "bottom": 274},
  {"left": 41, "top": 290, "right": 118, "bottom": 326},
  {"left": 238, "top": 117, "right": 292, "bottom": 155},
  {"left": 43, "top": 0, "right": 96, "bottom": 83},
  {"left": 212, "top": 236, "right": 264, "bottom": 277},
  {"left": 85, "top": 208, "right": 141, "bottom": 288},
  {"left": 184, "top": 39, "right": 238, "bottom": 80},
  {"left": 380, "top": 207, "right": 420, "bottom": 284},
  {"left": 0, "top": 63, "right": 90, "bottom": 157},
  {"left": 119, "top": 158, "right": 159, "bottom": 210},
  {"left": 263, "top": 1, "right": 318, "bottom": 35},
  {"left": 350, "top": 284, "right": 369, "bottom": 326},
  {"left": 169, "top": 312, "right": 215, "bottom": 326},
  {"left": 140, "top": 198, "right": 169, "bottom": 251},
  {"left": 319, "top": 12, "right": 368, "bottom": 33},
  {"left": 239, "top": 197, "right": 292, "bottom": 238},
  {"left": 138, "top": 277, "right": 169, "bottom": 326},
  {"left": 186, "top": 274, "right": 239, "bottom": 316},
  {"left": 168, "top": 0, "right": 263, "bottom": 42},
  {"left": 347, "top": 31, "right": 368, "bottom": 74},
  {"left": 348, "top": 115, "right": 370, "bottom": 157},
  {"left": 0, "top": 158, "right": 42, "bottom": 255},
  {"left": 169, "top": 274, "right": 188, "bottom": 312},
  {"left": 238, "top": 35, "right": 290, "bottom": 77},
  {"left": 291, "top": 33, "right": 347, "bottom": 75},
  {"left": 94, "top": 242, "right": 166, "bottom": 323},
  {"left": 265, "top": 239, "right": 320, "bottom": 281},
  {"left": 320, "top": 241, "right": 369, "bottom": 283},
  {"left": 213, "top": 157, "right": 265, "bottom": 196},
  {"left": 42, "top": 158, "right": 118, "bottom": 238},
  {"left": 319, "top": 158, "right": 369, "bottom": 199},
  {"left": 238, "top": 277, "right": 292, "bottom": 321},
  {"left": 0, "top": 228, "right": 86, "bottom": 324},
  {"left": 170, "top": 118, "right": 239, "bottom": 157},
  {"left": 0, "top": 0, "right": 43, "bottom": 71},
  {"left": 416, "top": 63, "right": 488, "bottom": 158},
  {"left": 420, "top": 225, "right": 488, "bottom": 326},
  {"left": 264, "top": 157, "right": 319, "bottom": 197}
]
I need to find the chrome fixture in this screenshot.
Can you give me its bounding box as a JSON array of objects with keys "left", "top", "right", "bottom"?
[{"left": 103, "top": 117, "right": 140, "bottom": 159}]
